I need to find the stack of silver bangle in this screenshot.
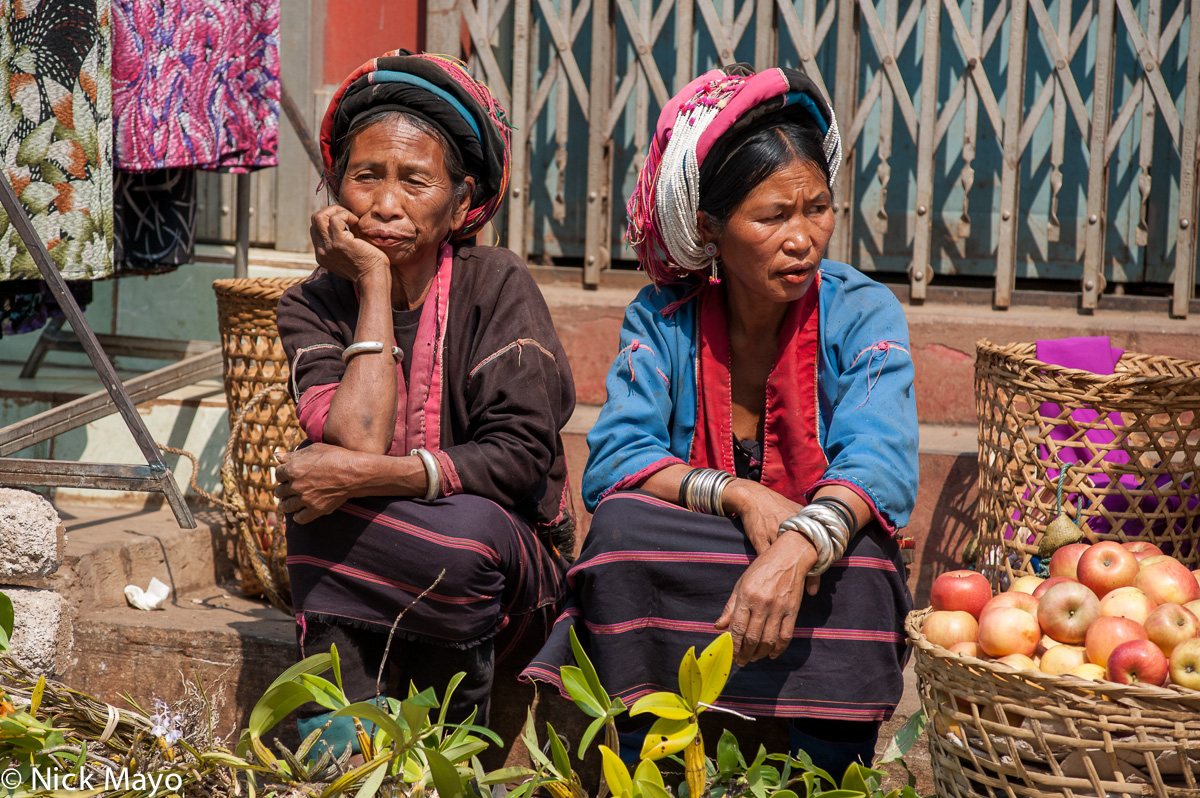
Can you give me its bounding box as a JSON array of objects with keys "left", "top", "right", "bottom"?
[
  {"left": 679, "top": 467, "right": 735, "bottom": 516},
  {"left": 410, "top": 448, "right": 441, "bottom": 502},
  {"left": 777, "top": 503, "right": 851, "bottom": 575}
]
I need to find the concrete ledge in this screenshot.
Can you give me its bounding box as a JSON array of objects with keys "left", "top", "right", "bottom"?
[
  {"left": 5, "top": 587, "right": 72, "bottom": 676},
  {"left": 0, "top": 488, "right": 64, "bottom": 584}
]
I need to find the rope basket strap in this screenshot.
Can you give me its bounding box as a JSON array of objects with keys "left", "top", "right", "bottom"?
[{"left": 907, "top": 607, "right": 1200, "bottom": 797}]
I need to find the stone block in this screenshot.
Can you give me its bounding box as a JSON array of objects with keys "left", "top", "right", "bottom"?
[
  {"left": 3, "top": 587, "right": 72, "bottom": 676},
  {"left": 0, "top": 488, "right": 65, "bottom": 583}
]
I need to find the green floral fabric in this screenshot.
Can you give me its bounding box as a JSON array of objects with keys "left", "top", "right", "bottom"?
[{"left": 0, "top": 0, "right": 113, "bottom": 281}]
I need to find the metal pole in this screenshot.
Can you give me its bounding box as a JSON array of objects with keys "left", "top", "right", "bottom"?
[{"left": 234, "top": 172, "right": 252, "bottom": 279}]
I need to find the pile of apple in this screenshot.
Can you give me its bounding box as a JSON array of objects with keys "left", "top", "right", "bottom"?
[{"left": 925, "top": 540, "right": 1200, "bottom": 688}]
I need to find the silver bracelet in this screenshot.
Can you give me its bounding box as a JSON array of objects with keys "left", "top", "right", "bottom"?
[
  {"left": 778, "top": 503, "right": 853, "bottom": 575},
  {"left": 681, "top": 467, "right": 734, "bottom": 515},
  {"left": 342, "top": 341, "right": 403, "bottom": 363},
  {"left": 410, "top": 448, "right": 441, "bottom": 501}
]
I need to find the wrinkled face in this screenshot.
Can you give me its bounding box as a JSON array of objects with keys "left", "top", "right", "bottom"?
[
  {"left": 338, "top": 116, "right": 474, "bottom": 267},
  {"left": 705, "top": 158, "right": 834, "bottom": 305}
]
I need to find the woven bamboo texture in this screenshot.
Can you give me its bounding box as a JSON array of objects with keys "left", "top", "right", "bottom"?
[
  {"left": 908, "top": 607, "right": 1200, "bottom": 797},
  {"left": 975, "top": 340, "right": 1200, "bottom": 583},
  {"left": 213, "top": 277, "right": 305, "bottom": 602}
]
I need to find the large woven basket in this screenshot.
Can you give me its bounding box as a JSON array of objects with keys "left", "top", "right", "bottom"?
[
  {"left": 213, "top": 278, "right": 306, "bottom": 608},
  {"left": 975, "top": 340, "right": 1200, "bottom": 582},
  {"left": 907, "top": 607, "right": 1200, "bottom": 797}
]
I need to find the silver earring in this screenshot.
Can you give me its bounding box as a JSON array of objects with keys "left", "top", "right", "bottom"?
[{"left": 704, "top": 243, "right": 721, "bottom": 285}]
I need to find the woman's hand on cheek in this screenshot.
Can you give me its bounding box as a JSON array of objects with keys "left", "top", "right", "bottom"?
[
  {"left": 723, "top": 479, "right": 803, "bottom": 555},
  {"left": 714, "top": 532, "right": 819, "bottom": 666},
  {"left": 310, "top": 205, "right": 390, "bottom": 284},
  {"left": 273, "top": 443, "right": 368, "bottom": 524}
]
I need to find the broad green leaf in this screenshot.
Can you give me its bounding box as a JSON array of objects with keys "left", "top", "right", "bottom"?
[
  {"left": 0, "top": 591, "right": 12, "bottom": 650},
  {"left": 443, "top": 723, "right": 504, "bottom": 748},
  {"left": 790, "top": 747, "right": 835, "bottom": 788},
  {"left": 561, "top": 666, "right": 606, "bottom": 718},
  {"left": 547, "top": 722, "right": 572, "bottom": 777},
  {"left": 425, "top": 748, "right": 466, "bottom": 798},
  {"left": 438, "top": 672, "right": 465, "bottom": 727},
  {"left": 250, "top": 681, "right": 315, "bottom": 738},
  {"left": 771, "top": 792, "right": 799, "bottom": 798},
  {"left": 809, "top": 791, "right": 866, "bottom": 798},
  {"left": 479, "top": 767, "right": 537, "bottom": 785},
  {"left": 202, "top": 751, "right": 255, "bottom": 768},
  {"left": 319, "top": 754, "right": 391, "bottom": 798},
  {"left": 333, "top": 702, "right": 406, "bottom": 746},
  {"left": 569, "top": 626, "right": 610, "bottom": 711},
  {"left": 267, "top": 652, "right": 334, "bottom": 693},
  {"left": 331, "top": 643, "right": 345, "bottom": 696},
  {"left": 402, "top": 694, "right": 435, "bottom": 735},
  {"left": 640, "top": 717, "right": 698, "bottom": 760},
  {"left": 30, "top": 676, "right": 45, "bottom": 715},
  {"left": 697, "top": 633, "right": 733, "bottom": 706},
  {"left": 678, "top": 649, "right": 702, "bottom": 709},
  {"left": 442, "top": 739, "right": 489, "bottom": 763},
  {"left": 877, "top": 710, "right": 926, "bottom": 766},
  {"left": 631, "top": 691, "right": 692, "bottom": 720},
  {"left": 633, "top": 759, "right": 665, "bottom": 789},
  {"left": 599, "top": 745, "right": 632, "bottom": 798},
  {"left": 838, "top": 763, "right": 871, "bottom": 795},
  {"left": 716, "top": 729, "right": 743, "bottom": 774},
  {"left": 577, "top": 715, "right": 606, "bottom": 759},
  {"left": 638, "top": 780, "right": 673, "bottom": 798},
  {"left": 298, "top": 673, "right": 349, "bottom": 712},
  {"left": 355, "top": 759, "right": 389, "bottom": 798}
]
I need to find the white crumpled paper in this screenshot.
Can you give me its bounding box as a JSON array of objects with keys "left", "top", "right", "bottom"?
[{"left": 124, "top": 577, "right": 171, "bottom": 610}]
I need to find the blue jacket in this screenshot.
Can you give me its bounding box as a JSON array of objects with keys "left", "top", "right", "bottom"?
[{"left": 582, "top": 259, "right": 919, "bottom": 531}]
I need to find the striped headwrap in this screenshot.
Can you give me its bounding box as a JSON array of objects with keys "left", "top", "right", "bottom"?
[
  {"left": 627, "top": 64, "right": 842, "bottom": 287},
  {"left": 320, "top": 50, "right": 512, "bottom": 241}
]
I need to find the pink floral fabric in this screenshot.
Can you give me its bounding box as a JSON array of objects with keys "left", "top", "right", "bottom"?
[{"left": 112, "top": 0, "right": 280, "bottom": 172}]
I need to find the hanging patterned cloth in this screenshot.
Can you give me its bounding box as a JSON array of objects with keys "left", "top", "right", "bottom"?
[
  {"left": 111, "top": 0, "right": 280, "bottom": 172},
  {"left": 113, "top": 168, "right": 195, "bottom": 274},
  {"left": 0, "top": 0, "right": 114, "bottom": 282}
]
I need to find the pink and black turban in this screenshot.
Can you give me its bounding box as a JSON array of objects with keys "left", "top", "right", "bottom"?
[
  {"left": 627, "top": 65, "right": 842, "bottom": 286},
  {"left": 319, "top": 50, "right": 512, "bottom": 241}
]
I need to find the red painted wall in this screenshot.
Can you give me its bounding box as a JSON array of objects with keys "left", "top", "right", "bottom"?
[{"left": 322, "top": 0, "right": 425, "bottom": 86}]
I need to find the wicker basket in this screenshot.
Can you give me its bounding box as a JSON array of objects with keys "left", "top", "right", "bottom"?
[
  {"left": 976, "top": 340, "right": 1200, "bottom": 582},
  {"left": 907, "top": 607, "right": 1200, "bottom": 797},
  {"left": 213, "top": 277, "right": 306, "bottom": 607}
]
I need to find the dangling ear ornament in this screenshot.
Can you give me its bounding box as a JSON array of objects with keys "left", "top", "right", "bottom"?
[{"left": 704, "top": 243, "right": 721, "bottom": 285}]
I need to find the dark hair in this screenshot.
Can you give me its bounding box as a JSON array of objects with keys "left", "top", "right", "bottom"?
[
  {"left": 697, "top": 110, "right": 831, "bottom": 233},
  {"left": 331, "top": 109, "right": 473, "bottom": 206}
]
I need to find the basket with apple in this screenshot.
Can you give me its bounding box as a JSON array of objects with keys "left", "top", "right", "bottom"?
[
  {"left": 908, "top": 556, "right": 1200, "bottom": 797},
  {"left": 974, "top": 339, "right": 1200, "bottom": 586}
]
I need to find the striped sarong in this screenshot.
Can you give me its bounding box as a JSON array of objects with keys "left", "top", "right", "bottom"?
[
  {"left": 286, "top": 493, "right": 567, "bottom": 650},
  {"left": 523, "top": 491, "right": 912, "bottom": 721}
]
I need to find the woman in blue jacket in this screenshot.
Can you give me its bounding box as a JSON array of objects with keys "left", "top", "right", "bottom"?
[{"left": 524, "top": 64, "right": 918, "bottom": 778}]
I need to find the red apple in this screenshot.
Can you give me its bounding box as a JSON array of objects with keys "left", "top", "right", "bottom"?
[
  {"left": 1033, "top": 576, "right": 1076, "bottom": 600},
  {"left": 1040, "top": 644, "right": 1088, "bottom": 675},
  {"left": 1123, "top": 541, "right": 1164, "bottom": 561},
  {"left": 923, "top": 610, "right": 979, "bottom": 650},
  {"left": 1107, "top": 639, "right": 1169, "bottom": 686},
  {"left": 1077, "top": 541, "right": 1139, "bottom": 597},
  {"left": 1193, "top": 570, "right": 1200, "bottom": 589},
  {"left": 1184, "top": 599, "right": 1200, "bottom": 619},
  {"left": 1037, "top": 581, "right": 1101, "bottom": 644},
  {"left": 1099, "top": 586, "right": 1156, "bottom": 625},
  {"left": 1169, "top": 637, "right": 1200, "bottom": 690},
  {"left": 1008, "top": 575, "right": 1044, "bottom": 595},
  {"left": 995, "top": 653, "right": 1039, "bottom": 671},
  {"left": 1085, "top": 616, "right": 1149, "bottom": 666},
  {"left": 981, "top": 591, "right": 1040, "bottom": 620},
  {"left": 949, "top": 640, "right": 985, "bottom": 658},
  {"left": 1138, "top": 554, "right": 1175, "bottom": 570},
  {"left": 1049, "top": 543, "right": 1090, "bottom": 580},
  {"left": 1135, "top": 559, "right": 1200, "bottom": 605},
  {"left": 1143, "top": 603, "right": 1200, "bottom": 657},
  {"left": 931, "top": 570, "right": 992, "bottom": 618},
  {"left": 978, "top": 606, "right": 1041, "bottom": 658}
]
